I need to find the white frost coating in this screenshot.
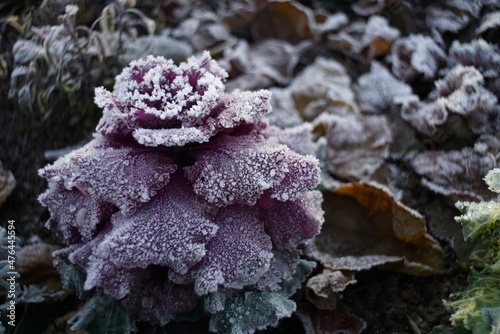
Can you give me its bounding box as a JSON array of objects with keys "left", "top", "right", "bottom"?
[
  {"left": 447, "top": 39, "right": 500, "bottom": 78},
  {"left": 435, "top": 65, "right": 497, "bottom": 115},
  {"left": 186, "top": 132, "right": 319, "bottom": 207},
  {"left": 314, "top": 113, "right": 392, "bottom": 181},
  {"left": 41, "top": 136, "right": 177, "bottom": 216},
  {"left": 387, "top": 34, "right": 446, "bottom": 81},
  {"left": 187, "top": 206, "right": 273, "bottom": 295},
  {"left": 288, "top": 57, "right": 358, "bottom": 119},
  {"left": 355, "top": 62, "right": 412, "bottom": 113},
  {"left": 93, "top": 176, "right": 218, "bottom": 277}
]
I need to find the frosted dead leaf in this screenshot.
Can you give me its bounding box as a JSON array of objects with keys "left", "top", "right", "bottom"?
[
  {"left": 289, "top": 57, "right": 358, "bottom": 121},
  {"left": 355, "top": 62, "right": 412, "bottom": 113},
  {"left": 313, "top": 113, "right": 392, "bottom": 182},
  {"left": 387, "top": 34, "right": 446, "bottom": 82},
  {"left": 412, "top": 140, "right": 499, "bottom": 203},
  {"left": 426, "top": 0, "right": 481, "bottom": 33},
  {"left": 305, "top": 183, "right": 444, "bottom": 310},
  {"left": 328, "top": 16, "right": 400, "bottom": 61},
  {"left": 223, "top": 38, "right": 310, "bottom": 91},
  {"left": 224, "top": 0, "right": 319, "bottom": 43}
]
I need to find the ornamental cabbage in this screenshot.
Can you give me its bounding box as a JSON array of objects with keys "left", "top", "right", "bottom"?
[{"left": 38, "top": 51, "right": 323, "bottom": 332}]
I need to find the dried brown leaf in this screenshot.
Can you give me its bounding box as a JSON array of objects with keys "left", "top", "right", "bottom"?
[
  {"left": 328, "top": 16, "right": 400, "bottom": 61},
  {"left": 17, "top": 243, "right": 62, "bottom": 292},
  {"left": 224, "top": 0, "right": 318, "bottom": 43},
  {"left": 308, "top": 182, "right": 444, "bottom": 275}
]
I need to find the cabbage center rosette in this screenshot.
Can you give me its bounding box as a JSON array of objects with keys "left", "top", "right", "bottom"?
[{"left": 39, "top": 52, "right": 324, "bottom": 331}]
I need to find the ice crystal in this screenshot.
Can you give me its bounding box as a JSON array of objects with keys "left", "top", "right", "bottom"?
[{"left": 39, "top": 52, "right": 323, "bottom": 332}]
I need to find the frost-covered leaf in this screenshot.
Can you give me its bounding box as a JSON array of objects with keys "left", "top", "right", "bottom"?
[
  {"left": 288, "top": 57, "right": 358, "bottom": 121},
  {"left": 259, "top": 190, "right": 324, "bottom": 251},
  {"left": 397, "top": 65, "right": 498, "bottom": 136},
  {"left": 94, "top": 51, "right": 228, "bottom": 145},
  {"left": 455, "top": 200, "right": 500, "bottom": 243},
  {"left": 209, "top": 291, "right": 295, "bottom": 334},
  {"left": 308, "top": 183, "right": 444, "bottom": 277},
  {"left": 186, "top": 132, "right": 319, "bottom": 206},
  {"left": 412, "top": 145, "right": 498, "bottom": 202},
  {"left": 305, "top": 268, "right": 356, "bottom": 310},
  {"left": 485, "top": 168, "right": 500, "bottom": 193},
  {"left": 396, "top": 94, "right": 449, "bottom": 137},
  {"left": 476, "top": 11, "right": 500, "bottom": 38},
  {"left": 355, "top": 62, "right": 412, "bottom": 113},
  {"left": 131, "top": 89, "right": 272, "bottom": 147},
  {"left": 263, "top": 123, "right": 316, "bottom": 157},
  {"left": 447, "top": 39, "right": 500, "bottom": 78},
  {"left": 314, "top": 113, "right": 392, "bottom": 181},
  {"left": 387, "top": 34, "right": 446, "bottom": 82},
  {"left": 426, "top": 0, "right": 481, "bottom": 33},
  {"left": 224, "top": 0, "right": 319, "bottom": 43},
  {"left": 223, "top": 39, "right": 309, "bottom": 91},
  {"left": 173, "top": 205, "right": 273, "bottom": 295},
  {"left": 435, "top": 65, "right": 497, "bottom": 116},
  {"left": 69, "top": 293, "right": 138, "bottom": 334},
  {"left": 328, "top": 16, "right": 400, "bottom": 61},
  {"left": 39, "top": 137, "right": 176, "bottom": 242},
  {"left": 89, "top": 174, "right": 218, "bottom": 279},
  {"left": 14, "top": 285, "right": 66, "bottom": 304},
  {"left": 267, "top": 87, "right": 304, "bottom": 128},
  {"left": 40, "top": 137, "right": 176, "bottom": 216},
  {"left": 172, "top": 9, "right": 234, "bottom": 52}
]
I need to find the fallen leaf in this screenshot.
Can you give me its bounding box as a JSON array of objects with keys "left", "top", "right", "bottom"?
[
  {"left": 306, "top": 182, "right": 444, "bottom": 309},
  {"left": 17, "top": 243, "right": 62, "bottom": 292},
  {"left": 412, "top": 139, "right": 499, "bottom": 203},
  {"left": 313, "top": 113, "right": 392, "bottom": 182}
]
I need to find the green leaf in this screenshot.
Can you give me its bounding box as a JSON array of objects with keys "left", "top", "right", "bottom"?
[
  {"left": 69, "top": 293, "right": 137, "bottom": 334},
  {"left": 445, "top": 270, "right": 500, "bottom": 333},
  {"left": 455, "top": 201, "right": 500, "bottom": 243},
  {"left": 54, "top": 259, "right": 87, "bottom": 299},
  {"left": 279, "top": 259, "right": 316, "bottom": 296},
  {"left": 208, "top": 291, "right": 296, "bottom": 334},
  {"left": 482, "top": 307, "right": 500, "bottom": 334}
]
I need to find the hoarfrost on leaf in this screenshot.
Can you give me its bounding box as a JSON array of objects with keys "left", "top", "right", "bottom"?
[
  {"left": 185, "top": 132, "right": 319, "bottom": 206},
  {"left": 355, "top": 62, "right": 412, "bottom": 113},
  {"left": 288, "top": 57, "right": 358, "bottom": 120},
  {"left": 314, "top": 113, "right": 392, "bottom": 182},
  {"left": 446, "top": 39, "right": 500, "bottom": 78},
  {"left": 387, "top": 34, "right": 446, "bottom": 82},
  {"left": 328, "top": 16, "right": 400, "bottom": 61},
  {"left": 177, "top": 205, "right": 273, "bottom": 295},
  {"left": 412, "top": 145, "right": 498, "bottom": 202},
  {"left": 93, "top": 175, "right": 218, "bottom": 276},
  {"left": 426, "top": 0, "right": 481, "bottom": 33}
]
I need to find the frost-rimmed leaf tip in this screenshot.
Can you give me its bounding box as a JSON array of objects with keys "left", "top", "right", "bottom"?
[{"left": 39, "top": 51, "right": 323, "bottom": 333}]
